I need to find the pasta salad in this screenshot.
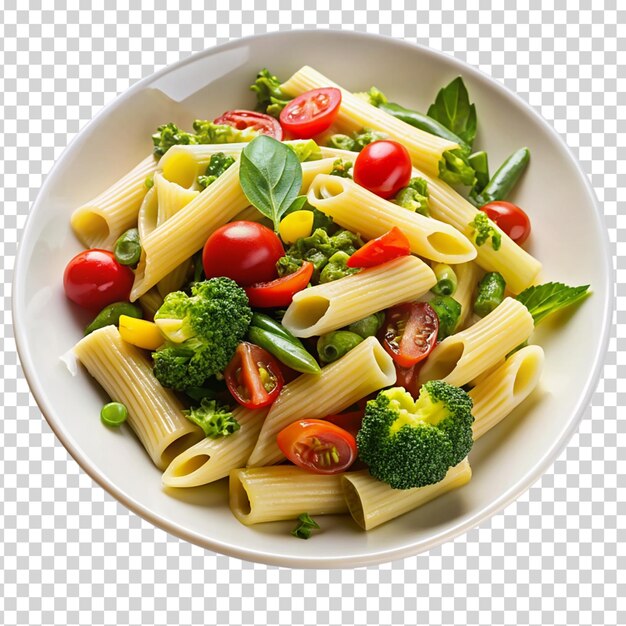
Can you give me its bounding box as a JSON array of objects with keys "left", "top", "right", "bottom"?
[{"left": 63, "top": 66, "right": 590, "bottom": 535}]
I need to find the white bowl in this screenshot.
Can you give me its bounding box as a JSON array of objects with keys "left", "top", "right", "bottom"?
[{"left": 13, "top": 30, "right": 612, "bottom": 568}]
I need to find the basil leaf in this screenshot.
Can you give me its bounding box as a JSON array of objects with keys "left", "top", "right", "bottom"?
[
  {"left": 516, "top": 282, "right": 590, "bottom": 326},
  {"left": 239, "top": 135, "right": 303, "bottom": 230},
  {"left": 427, "top": 77, "right": 477, "bottom": 147}
]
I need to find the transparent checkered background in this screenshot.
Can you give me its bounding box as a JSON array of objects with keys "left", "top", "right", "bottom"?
[{"left": 1, "top": 1, "right": 623, "bottom": 625}]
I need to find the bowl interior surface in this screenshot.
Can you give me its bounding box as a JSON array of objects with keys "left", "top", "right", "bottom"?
[{"left": 14, "top": 30, "right": 611, "bottom": 568}]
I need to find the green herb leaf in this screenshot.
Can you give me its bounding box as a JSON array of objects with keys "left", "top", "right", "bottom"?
[
  {"left": 427, "top": 77, "right": 477, "bottom": 147},
  {"left": 291, "top": 513, "right": 320, "bottom": 539},
  {"left": 516, "top": 282, "right": 590, "bottom": 326},
  {"left": 239, "top": 135, "right": 303, "bottom": 231}
]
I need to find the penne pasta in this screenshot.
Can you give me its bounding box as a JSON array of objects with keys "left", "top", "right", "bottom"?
[
  {"left": 281, "top": 66, "right": 457, "bottom": 176},
  {"left": 281, "top": 256, "right": 436, "bottom": 338},
  {"left": 229, "top": 466, "right": 347, "bottom": 525},
  {"left": 246, "top": 336, "right": 396, "bottom": 468},
  {"left": 73, "top": 326, "right": 203, "bottom": 470},
  {"left": 307, "top": 174, "right": 477, "bottom": 264},
  {"left": 71, "top": 155, "right": 156, "bottom": 250}
]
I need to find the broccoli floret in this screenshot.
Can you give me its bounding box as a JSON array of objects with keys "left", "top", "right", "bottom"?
[
  {"left": 468, "top": 211, "right": 502, "bottom": 251},
  {"left": 250, "top": 68, "right": 293, "bottom": 117},
  {"left": 326, "top": 128, "right": 389, "bottom": 153},
  {"left": 183, "top": 398, "right": 240, "bottom": 438},
  {"left": 356, "top": 382, "right": 474, "bottom": 489},
  {"left": 152, "top": 278, "right": 252, "bottom": 390},
  {"left": 152, "top": 122, "right": 197, "bottom": 157},
  {"left": 319, "top": 251, "right": 359, "bottom": 283},
  {"left": 329, "top": 159, "right": 353, "bottom": 179},
  {"left": 288, "top": 139, "right": 323, "bottom": 162},
  {"left": 192, "top": 119, "right": 257, "bottom": 144},
  {"left": 438, "top": 148, "right": 477, "bottom": 188},
  {"left": 197, "top": 152, "right": 236, "bottom": 189},
  {"left": 353, "top": 86, "right": 388, "bottom": 107},
  {"left": 394, "top": 177, "right": 430, "bottom": 216}
]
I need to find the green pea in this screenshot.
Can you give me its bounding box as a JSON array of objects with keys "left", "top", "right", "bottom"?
[
  {"left": 474, "top": 272, "right": 506, "bottom": 317},
  {"left": 431, "top": 264, "right": 458, "bottom": 297},
  {"left": 347, "top": 312, "right": 385, "bottom": 338},
  {"left": 114, "top": 228, "right": 142, "bottom": 266},
  {"left": 84, "top": 302, "right": 143, "bottom": 335},
  {"left": 317, "top": 331, "right": 363, "bottom": 364},
  {"left": 100, "top": 402, "right": 128, "bottom": 427}
]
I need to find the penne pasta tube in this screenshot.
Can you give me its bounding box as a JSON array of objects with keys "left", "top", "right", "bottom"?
[
  {"left": 342, "top": 459, "right": 472, "bottom": 531},
  {"left": 137, "top": 186, "right": 158, "bottom": 241},
  {"left": 71, "top": 155, "right": 156, "bottom": 249},
  {"left": 418, "top": 297, "right": 534, "bottom": 387},
  {"left": 281, "top": 66, "right": 457, "bottom": 176},
  {"left": 281, "top": 256, "right": 436, "bottom": 338},
  {"left": 470, "top": 345, "right": 544, "bottom": 440},
  {"left": 73, "top": 326, "right": 203, "bottom": 470},
  {"left": 137, "top": 287, "right": 164, "bottom": 321},
  {"left": 154, "top": 172, "right": 199, "bottom": 225},
  {"left": 307, "top": 174, "right": 476, "bottom": 264},
  {"left": 247, "top": 337, "right": 396, "bottom": 467},
  {"left": 162, "top": 407, "right": 268, "bottom": 488},
  {"left": 229, "top": 466, "right": 347, "bottom": 526}
]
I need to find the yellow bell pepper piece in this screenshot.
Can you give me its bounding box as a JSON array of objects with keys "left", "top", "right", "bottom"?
[
  {"left": 119, "top": 315, "right": 165, "bottom": 351},
  {"left": 278, "top": 210, "right": 314, "bottom": 244},
  {"left": 161, "top": 151, "right": 198, "bottom": 188}
]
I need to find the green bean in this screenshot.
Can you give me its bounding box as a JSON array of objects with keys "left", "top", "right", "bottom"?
[
  {"left": 474, "top": 272, "right": 506, "bottom": 317},
  {"left": 84, "top": 302, "right": 142, "bottom": 335},
  {"left": 431, "top": 264, "right": 458, "bottom": 297},
  {"left": 251, "top": 312, "right": 298, "bottom": 343},
  {"left": 468, "top": 151, "right": 489, "bottom": 194},
  {"left": 248, "top": 326, "right": 321, "bottom": 374},
  {"left": 478, "top": 147, "right": 530, "bottom": 204},
  {"left": 317, "top": 331, "right": 363, "bottom": 364},
  {"left": 379, "top": 102, "right": 470, "bottom": 150},
  {"left": 429, "top": 296, "right": 462, "bottom": 340},
  {"left": 100, "top": 402, "right": 128, "bottom": 427},
  {"left": 114, "top": 228, "right": 142, "bottom": 266},
  {"left": 347, "top": 312, "right": 385, "bottom": 338}
]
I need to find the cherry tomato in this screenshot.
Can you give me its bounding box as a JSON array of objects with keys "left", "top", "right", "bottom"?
[
  {"left": 320, "top": 410, "right": 363, "bottom": 438},
  {"left": 380, "top": 302, "right": 439, "bottom": 368},
  {"left": 394, "top": 361, "right": 424, "bottom": 399},
  {"left": 279, "top": 87, "right": 342, "bottom": 139},
  {"left": 346, "top": 227, "right": 411, "bottom": 269},
  {"left": 214, "top": 109, "right": 283, "bottom": 140},
  {"left": 224, "top": 342, "right": 284, "bottom": 409},
  {"left": 244, "top": 261, "right": 314, "bottom": 308},
  {"left": 353, "top": 140, "right": 412, "bottom": 199},
  {"left": 481, "top": 201, "right": 531, "bottom": 245},
  {"left": 203, "top": 221, "right": 285, "bottom": 287},
  {"left": 63, "top": 249, "right": 135, "bottom": 311},
  {"left": 277, "top": 419, "right": 357, "bottom": 474}
]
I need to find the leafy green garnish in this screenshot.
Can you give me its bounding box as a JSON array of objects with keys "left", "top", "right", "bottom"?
[
  {"left": 516, "top": 282, "right": 590, "bottom": 326},
  {"left": 468, "top": 212, "right": 501, "bottom": 251},
  {"left": 427, "top": 77, "right": 477, "bottom": 147},
  {"left": 250, "top": 68, "right": 292, "bottom": 117},
  {"left": 438, "top": 148, "right": 476, "bottom": 188},
  {"left": 291, "top": 513, "right": 320, "bottom": 539},
  {"left": 183, "top": 398, "right": 240, "bottom": 438},
  {"left": 329, "top": 159, "right": 353, "bottom": 178},
  {"left": 394, "top": 177, "right": 430, "bottom": 216},
  {"left": 197, "top": 152, "right": 236, "bottom": 189},
  {"left": 288, "top": 139, "right": 323, "bottom": 163},
  {"left": 354, "top": 86, "right": 388, "bottom": 107},
  {"left": 468, "top": 151, "right": 489, "bottom": 195},
  {"left": 326, "top": 128, "right": 388, "bottom": 153},
  {"left": 239, "top": 135, "right": 303, "bottom": 231}
]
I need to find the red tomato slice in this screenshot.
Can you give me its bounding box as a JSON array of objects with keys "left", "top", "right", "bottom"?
[
  {"left": 353, "top": 140, "right": 412, "bottom": 199},
  {"left": 214, "top": 109, "right": 283, "bottom": 140},
  {"left": 380, "top": 302, "right": 439, "bottom": 368},
  {"left": 224, "top": 342, "right": 284, "bottom": 409},
  {"left": 203, "top": 221, "right": 284, "bottom": 286},
  {"left": 320, "top": 411, "right": 363, "bottom": 438},
  {"left": 279, "top": 87, "right": 342, "bottom": 139},
  {"left": 276, "top": 419, "right": 357, "bottom": 474},
  {"left": 481, "top": 201, "right": 531, "bottom": 245},
  {"left": 63, "top": 249, "right": 135, "bottom": 312},
  {"left": 346, "top": 227, "right": 410, "bottom": 268},
  {"left": 244, "top": 261, "right": 314, "bottom": 308}
]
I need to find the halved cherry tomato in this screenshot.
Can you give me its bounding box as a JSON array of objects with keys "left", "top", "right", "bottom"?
[
  {"left": 63, "top": 249, "right": 135, "bottom": 312},
  {"left": 321, "top": 411, "right": 363, "bottom": 438},
  {"left": 224, "top": 342, "right": 284, "bottom": 409},
  {"left": 203, "top": 221, "right": 285, "bottom": 286},
  {"left": 244, "top": 261, "right": 314, "bottom": 308},
  {"left": 394, "top": 361, "right": 424, "bottom": 399},
  {"left": 279, "top": 87, "right": 342, "bottom": 139},
  {"left": 481, "top": 200, "right": 531, "bottom": 245},
  {"left": 353, "top": 140, "right": 412, "bottom": 199},
  {"left": 277, "top": 419, "right": 357, "bottom": 474},
  {"left": 214, "top": 109, "right": 283, "bottom": 140},
  {"left": 346, "top": 227, "right": 410, "bottom": 268},
  {"left": 380, "top": 302, "right": 439, "bottom": 368}
]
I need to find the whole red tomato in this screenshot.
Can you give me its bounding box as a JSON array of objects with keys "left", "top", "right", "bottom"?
[
  {"left": 481, "top": 201, "right": 531, "bottom": 245},
  {"left": 353, "top": 140, "right": 412, "bottom": 199}
]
